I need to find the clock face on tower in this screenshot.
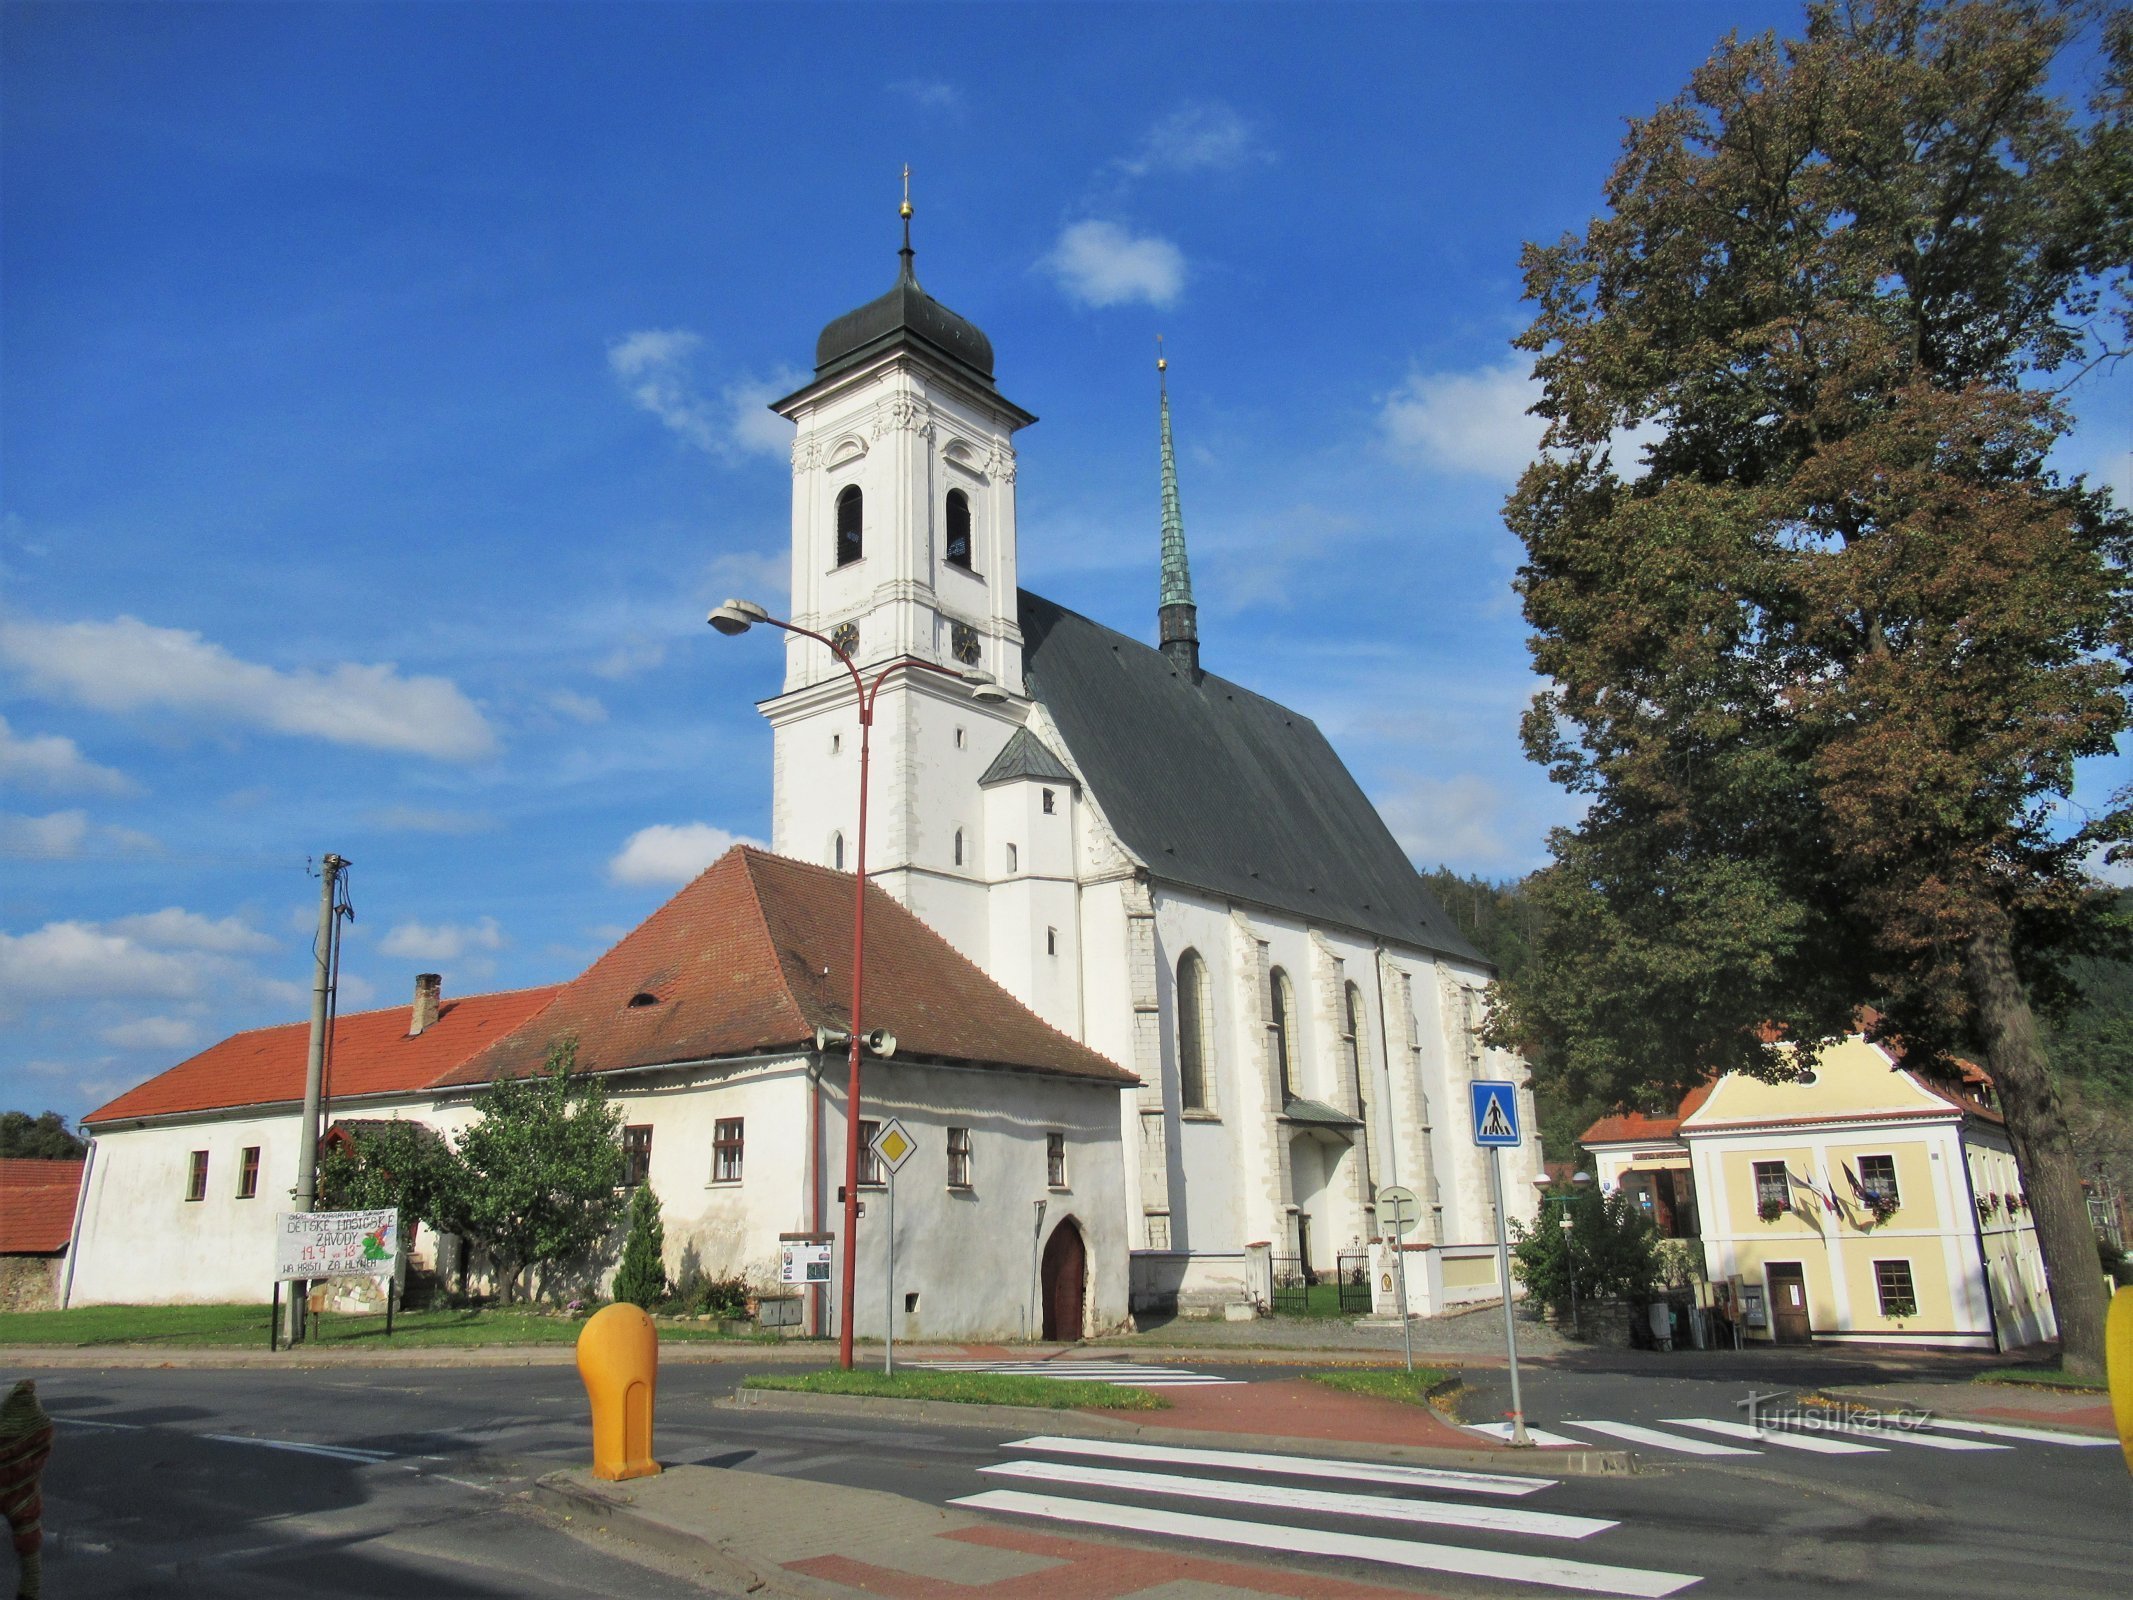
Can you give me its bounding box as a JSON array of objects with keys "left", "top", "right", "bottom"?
[
  {"left": 951, "top": 621, "right": 981, "bottom": 666},
  {"left": 829, "top": 621, "right": 859, "bottom": 659}
]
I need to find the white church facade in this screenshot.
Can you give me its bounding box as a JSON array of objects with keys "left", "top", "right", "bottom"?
[
  {"left": 744, "top": 209, "right": 1543, "bottom": 1314},
  {"left": 67, "top": 209, "right": 1539, "bottom": 1329}
]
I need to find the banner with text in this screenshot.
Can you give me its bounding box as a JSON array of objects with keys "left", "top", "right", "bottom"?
[{"left": 275, "top": 1208, "right": 399, "bottom": 1281}]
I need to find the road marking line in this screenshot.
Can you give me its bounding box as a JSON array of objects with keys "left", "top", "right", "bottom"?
[
  {"left": 1007, "top": 1434, "right": 1551, "bottom": 1496},
  {"left": 950, "top": 1490, "right": 1702, "bottom": 1597},
  {"left": 1766, "top": 1422, "right": 2007, "bottom": 1453},
  {"left": 52, "top": 1417, "right": 143, "bottom": 1431},
  {"left": 980, "top": 1459, "right": 1616, "bottom": 1539},
  {"left": 1662, "top": 1418, "right": 1884, "bottom": 1455},
  {"left": 203, "top": 1433, "right": 397, "bottom": 1464},
  {"left": 1465, "top": 1421, "right": 1587, "bottom": 1449},
  {"left": 1919, "top": 1418, "right": 2117, "bottom": 1447},
  {"left": 1561, "top": 1422, "right": 1758, "bottom": 1457}
]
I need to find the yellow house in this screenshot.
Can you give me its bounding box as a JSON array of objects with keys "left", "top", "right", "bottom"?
[{"left": 1583, "top": 1035, "right": 2054, "bottom": 1351}]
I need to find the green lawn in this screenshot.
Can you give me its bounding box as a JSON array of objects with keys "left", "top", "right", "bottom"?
[
  {"left": 743, "top": 1367, "right": 1168, "bottom": 1410},
  {"left": 1306, "top": 1367, "right": 1456, "bottom": 1407},
  {"left": 1973, "top": 1364, "right": 2109, "bottom": 1391},
  {"left": 0, "top": 1302, "right": 782, "bottom": 1348},
  {"left": 1270, "top": 1283, "right": 1367, "bottom": 1318}
]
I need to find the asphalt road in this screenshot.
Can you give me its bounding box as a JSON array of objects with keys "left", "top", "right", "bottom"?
[{"left": 9, "top": 1358, "right": 2128, "bottom": 1598}]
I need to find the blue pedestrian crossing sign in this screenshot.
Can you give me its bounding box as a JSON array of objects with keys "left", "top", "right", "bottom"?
[{"left": 1470, "top": 1080, "right": 1522, "bottom": 1147}]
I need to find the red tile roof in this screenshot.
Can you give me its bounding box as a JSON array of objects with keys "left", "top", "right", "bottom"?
[
  {"left": 83, "top": 986, "right": 562, "bottom": 1127},
  {"left": 440, "top": 848, "right": 1132, "bottom": 1088},
  {"left": 0, "top": 1158, "right": 85, "bottom": 1254},
  {"left": 1580, "top": 1083, "right": 1712, "bottom": 1148},
  {"left": 86, "top": 847, "right": 1131, "bottom": 1125}
]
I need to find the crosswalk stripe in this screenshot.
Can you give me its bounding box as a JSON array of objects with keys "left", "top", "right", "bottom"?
[
  {"left": 1007, "top": 1434, "right": 1552, "bottom": 1496},
  {"left": 1561, "top": 1422, "right": 1757, "bottom": 1457},
  {"left": 980, "top": 1458, "right": 1616, "bottom": 1539},
  {"left": 1465, "top": 1421, "right": 1587, "bottom": 1449},
  {"left": 1919, "top": 1418, "right": 2117, "bottom": 1447},
  {"left": 1767, "top": 1421, "right": 2007, "bottom": 1452},
  {"left": 1663, "top": 1418, "right": 1885, "bottom": 1455},
  {"left": 951, "top": 1489, "right": 1702, "bottom": 1598},
  {"left": 203, "top": 1433, "right": 396, "bottom": 1464}
]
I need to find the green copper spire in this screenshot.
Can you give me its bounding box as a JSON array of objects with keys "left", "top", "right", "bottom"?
[{"left": 1157, "top": 337, "right": 1200, "bottom": 673}]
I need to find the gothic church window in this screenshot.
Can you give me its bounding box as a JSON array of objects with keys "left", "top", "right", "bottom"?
[
  {"left": 1177, "top": 950, "right": 1214, "bottom": 1112},
  {"left": 953, "top": 828, "right": 964, "bottom": 866},
  {"left": 1271, "top": 967, "right": 1296, "bottom": 1104},
  {"left": 1344, "top": 981, "right": 1374, "bottom": 1127},
  {"left": 945, "top": 488, "right": 973, "bottom": 570},
  {"left": 836, "top": 485, "right": 863, "bottom": 566},
  {"left": 833, "top": 832, "right": 845, "bottom": 871}
]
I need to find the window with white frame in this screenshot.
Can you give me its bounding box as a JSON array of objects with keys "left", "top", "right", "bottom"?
[
  {"left": 1753, "top": 1161, "right": 1790, "bottom": 1211},
  {"left": 947, "top": 1127, "right": 972, "bottom": 1189},
  {"left": 1857, "top": 1154, "right": 1899, "bottom": 1208},
  {"left": 713, "top": 1119, "right": 744, "bottom": 1184},
  {"left": 858, "top": 1120, "right": 884, "bottom": 1186},
  {"left": 1047, "top": 1131, "right": 1067, "bottom": 1188}
]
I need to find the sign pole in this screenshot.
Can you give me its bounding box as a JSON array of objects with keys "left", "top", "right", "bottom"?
[
  {"left": 884, "top": 1164, "right": 896, "bottom": 1376},
  {"left": 1390, "top": 1193, "right": 1413, "bottom": 1373},
  {"left": 1490, "top": 1145, "right": 1530, "bottom": 1447}
]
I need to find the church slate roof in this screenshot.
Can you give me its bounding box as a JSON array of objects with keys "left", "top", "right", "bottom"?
[
  {"left": 1017, "top": 591, "right": 1483, "bottom": 964},
  {"left": 814, "top": 253, "right": 997, "bottom": 391},
  {"left": 978, "top": 726, "right": 1077, "bottom": 789}
]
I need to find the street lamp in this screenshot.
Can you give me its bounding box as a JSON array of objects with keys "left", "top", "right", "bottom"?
[
  {"left": 709, "top": 597, "right": 1005, "bottom": 1368},
  {"left": 1533, "top": 1170, "right": 1594, "bottom": 1334}
]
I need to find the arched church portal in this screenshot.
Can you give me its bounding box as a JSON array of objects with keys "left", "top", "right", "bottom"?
[{"left": 1040, "top": 1216, "right": 1087, "bottom": 1342}]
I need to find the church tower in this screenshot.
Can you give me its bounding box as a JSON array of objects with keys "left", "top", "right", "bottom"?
[
  {"left": 1155, "top": 339, "right": 1200, "bottom": 675},
  {"left": 760, "top": 189, "right": 1040, "bottom": 969}
]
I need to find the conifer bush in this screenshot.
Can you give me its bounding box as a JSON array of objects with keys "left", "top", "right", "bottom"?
[{"left": 611, "top": 1183, "right": 668, "bottom": 1309}]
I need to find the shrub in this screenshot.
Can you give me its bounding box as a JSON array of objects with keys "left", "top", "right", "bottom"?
[{"left": 611, "top": 1185, "right": 668, "bottom": 1309}]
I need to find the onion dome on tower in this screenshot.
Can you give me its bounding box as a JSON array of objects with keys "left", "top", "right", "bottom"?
[{"left": 811, "top": 176, "right": 997, "bottom": 391}]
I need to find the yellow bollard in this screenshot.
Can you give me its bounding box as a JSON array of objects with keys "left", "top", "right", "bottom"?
[
  {"left": 2109, "top": 1285, "right": 2133, "bottom": 1478},
  {"left": 576, "top": 1302, "right": 662, "bottom": 1482}
]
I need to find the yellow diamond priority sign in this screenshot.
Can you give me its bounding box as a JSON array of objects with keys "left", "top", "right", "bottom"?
[{"left": 871, "top": 1118, "right": 916, "bottom": 1174}]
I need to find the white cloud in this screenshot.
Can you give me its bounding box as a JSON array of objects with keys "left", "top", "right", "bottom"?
[
  {"left": 703, "top": 548, "right": 789, "bottom": 609},
  {"left": 1119, "top": 102, "right": 1264, "bottom": 178},
  {"left": 108, "top": 907, "right": 275, "bottom": 955},
  {"left": 1379, "top": 359, "right": 1547, "bottom": 481},
  {"left": 0, "top": 615, "right": 498, "bottom": 761},
  {"left": 1376, "top": 772, "right": 1536, "bottom": 878},
  {"left": 549, "top": 689, "right": 608, "bottom": 724},
  {"left": 593, "top": 641, "right": 669, "bottom": 681},
  {"left": 606, "top": 329, "right": 799, "bottom": 462},
  {"left": 609, "top": 821, "right": 761, "bottom": 886},
  {"left": 379, "top": 916, "right": 506, "bottom": 963},
  {"left": 1044, "top": 221, "right": 1185, "bottom": 309},
  {"left": 0, "top": 913, "right": 292, "bottom": 1009},
  {"left": 0, "top": 715, "right": 137, "bottom": 795},
  {"left": 361, "top": 804, "right": 495, "bottom": 835},
  {"left": 890, "top": 78, "right": 961, "bottom": 112},
  {"left": 0, "top": 809, "right": 159, "bottom": 859},
  {"left": 100, "top": 1014, "right": 205, "bottom": 1052}
]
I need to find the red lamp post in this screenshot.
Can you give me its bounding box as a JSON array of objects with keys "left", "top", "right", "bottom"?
[{"left": 709, "top": 598, "right": 1004, "bottom": 1368}]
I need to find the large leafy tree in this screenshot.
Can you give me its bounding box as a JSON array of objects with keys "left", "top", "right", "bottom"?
[
  {"left": 434, "top": 1041, "right": 627, "bottom": 1305},
  {"left": 0, "top": 1110, "right": 86, "bottom": 1160},
  {"left": 1495, "top": 0, "right": 2133, "bottom": 1373}
]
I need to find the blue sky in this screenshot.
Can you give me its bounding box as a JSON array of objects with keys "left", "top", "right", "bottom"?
[{"left": 4, "top": 1, "right": 2127, "bottom": 1122}]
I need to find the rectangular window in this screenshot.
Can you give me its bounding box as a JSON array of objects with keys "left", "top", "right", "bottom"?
[
  {"left": 1857, "top": 1154, "right": 1899, "bottom": 1208},
  {"left": 858, "top": 1120, "right": 884, "bottom": 1186},
  {"left": 187, "top": 1150, "right": 209, "bottom": 1202},
  {"left": 1753, "top": 1161, "right": 1790, "bottom": 1210},
  {"left": 1006, "top": 842, "right": 1019, "bottom": 872},
  {"left": 1874, "top": 1259, "right": 1918, "bottom": 1318},
  {"left": 947, "top": 1126, "right": 972, "bottom": 1189},
  {"left": 1046, "top": 926, "right": 1057, "bottom": 956},
  {"left": 1047, "top": 1131, "right": 1066, "bottom": 1188},
  {"left": 237, "top": 1146, "right": 261, "bottom": 1200},
  {"left": 622, "top": 1124, "right": 653, "bottom": 1188},
  {"left": 1042, "top": 788, "right": 1055, "bottom": 814},
  {"left": 713, "top": 1118, "right": 744, "bottom": 1184}
]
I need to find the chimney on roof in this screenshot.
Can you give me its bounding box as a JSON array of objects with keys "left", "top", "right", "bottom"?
[{"left": 410, "top": 973, "right": 442, "bottom": 1036}]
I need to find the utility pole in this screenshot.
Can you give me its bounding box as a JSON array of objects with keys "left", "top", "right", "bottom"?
[{"left": 285, "top": 852, "right": 346, "bottom": 1346}]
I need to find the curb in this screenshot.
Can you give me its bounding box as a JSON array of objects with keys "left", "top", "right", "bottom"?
[
  {"left": 0, "top": 1341, "right": 845, "bottom": 1371},
  {"left": 529, "top": 1470, "right": 825, "bottom": 1598},
  {"left": 724, "top": 1386, "right": 1638, "bottom": 1475},
  {"left": 1807, "top": 1386, "right": 2116, "bottom": 1438}
]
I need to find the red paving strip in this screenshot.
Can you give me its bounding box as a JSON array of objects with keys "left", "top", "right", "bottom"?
[
  {"left": 1974, "top": 1401, "right": 2115, "bottom": 1434},
  {"left": 1104, "top": 1377, "right": 1491, "bottom": 1450},
  {"left": 786, "top": 1524, "right": 1444, "bottom": 1597},
  {"left": 957, "top": 1344, "right": 1018, "bottom": 1359}
]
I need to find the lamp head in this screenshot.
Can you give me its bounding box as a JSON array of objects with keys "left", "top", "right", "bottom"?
[
  {"left": 963, "top": 670, "right": 1009, "bottom": 703},
  {"left": 1572, "top": 1170, "right": 1594, "bottom": 1187},
  {"left": 708, "top": 598, "right": 771, "bottom": 636},
  {"left": 1530, "top": 1173, "right": 1553, "bottom": 1192}
]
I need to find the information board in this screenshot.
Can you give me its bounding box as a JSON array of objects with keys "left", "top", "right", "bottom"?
[{"left": 275, "top": 1208, "right": 398, "bottom": 1281}]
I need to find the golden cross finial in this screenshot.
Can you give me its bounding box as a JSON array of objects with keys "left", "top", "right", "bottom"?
[{"left": 900, "top": 164, "right": 913, "bottom": 220}]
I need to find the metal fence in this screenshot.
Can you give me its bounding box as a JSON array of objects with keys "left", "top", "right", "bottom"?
[
  {"left": 1335, "top": 1252, "right": 1372, "bottom": 1314},
  {"left": 1269, "top": 1256, "right": 1311, "bottom": 1314}
]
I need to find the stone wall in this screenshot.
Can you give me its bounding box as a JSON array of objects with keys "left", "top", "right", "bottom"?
[{"left": 0, "top": 1254, "right": 63, "bottom": 1313}]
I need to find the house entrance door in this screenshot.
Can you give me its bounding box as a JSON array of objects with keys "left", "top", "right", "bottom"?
[
  {"left": 1767, "top": 1262, "right": 1812, "bottom": 1344},
  {"left": 1040, "top": 1219, "right": 1086, "bottom": 1342}
]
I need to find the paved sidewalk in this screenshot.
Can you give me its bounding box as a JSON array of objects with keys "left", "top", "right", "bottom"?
[
  {"left": 538, "top": 1462, "right": 1453, "bottom": 1599},
  {"left": 1815, "top": 1377, "right": 2116, "bottom": 1436}
]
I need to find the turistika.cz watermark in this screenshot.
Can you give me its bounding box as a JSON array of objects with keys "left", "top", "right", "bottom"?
[{"left": 1737, "top": 1389, "right": 1933, "bottom": 1433}]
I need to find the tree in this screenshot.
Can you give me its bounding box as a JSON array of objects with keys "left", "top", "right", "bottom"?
[
  {"left": 610, "top": 1184, "right": 668, "bottom": 1309},
  {"left": 434, "top": 1041, "right": 627, "bottom": 1305},
  {"left": 1512, "top": 1190, "right": 1663, "bottom": 1316},
  {"left": 1494, "top": 0, "right": 2133, "bottom": 1374},
  {"left": 0, "top": 1111, "right": 86, "bottom": 1160},
  {"left": 316, "top": 1121, "right": 449, "bottom": 1236}
]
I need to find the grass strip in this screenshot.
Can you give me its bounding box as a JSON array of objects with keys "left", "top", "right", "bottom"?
[
  {"left": 743, "top": 1367, "right": 1167, "bottom": 1410},
  {"left": 1973, "top": 1364, "right": 2108, "bottom": 1391},
  {"left": 0, "top": 1303, "right": 777, "bottom": 1348},
  {"left": 1305, "top": 1367, "right": 1456, "bottom": 1407}
]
